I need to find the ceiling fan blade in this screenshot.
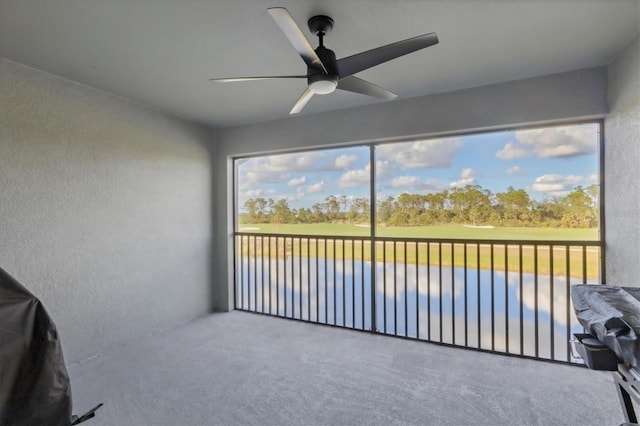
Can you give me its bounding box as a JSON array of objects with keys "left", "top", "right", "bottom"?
[
  {"left": 289, "top": 88, "right": 314, "bottom": 114},
  {"left": 209, "top": 75, "right": 307, "bottom": 83},
  {"left": 267, "top": 7, "right": 328, "bottom": 74},
  {"left": 337, "top": 76, "right": 397, "bottom": 100},
  {"left": 337, "top": 33, "right": 439, "bottom": 78}
]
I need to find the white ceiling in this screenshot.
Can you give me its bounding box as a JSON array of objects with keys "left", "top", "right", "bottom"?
[{"left": 1, "top": 1, "right": 638, "bottom": 128}]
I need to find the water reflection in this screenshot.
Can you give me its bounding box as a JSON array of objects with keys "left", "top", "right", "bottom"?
[{"left": 236, "top": 256, "right": 584, "bottom": 362}]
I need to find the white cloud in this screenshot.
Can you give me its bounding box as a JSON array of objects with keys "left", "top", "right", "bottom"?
[
  {"left": 374, "top": 160, "right": 392, "bottom": 178},
  {"left": 496, "top": 142, "right": 532, "bottom": 160},
  {"left": 530, "top": 174, "right": 584, "bottom": 194},
  {"left": 259, "top": 151, "right": 324, "bottom": 172},
  {"left": 334, "top": 154, "right": 358, "bottom": 169},
  {"left": 287, "top": 176, "right": 306, "bottom": 186},
  {"left": 338, "top": 160, "right": 393, "bottom": 188},
  {"left": 388, "top": 175, "right": 446, "bottom": 193},
  {"left": 506, "top": 166, "right": 523, "bottom": 175},
  {"left": 450, "top": 168, "right": 477, "bottom": 188},
  {"left": 390, "top": 175, "right": 419, "bottom": 188},
  {"left": 338, "top": 168, "right": 369, "bottom": 188},
  {"left": 377, "top": 138, "right": 463, "bottom": 168},
  {"left": 306, "top": 181, "right": 325, "bottom": 193},
  {"left": 496, "top": 124, "right": 597, "bottom": 160},
  {"left": 238, "top": 152, "right": 325, "bottom": 187},
  {"left": 511, "top": 271, "right": 572, "bottom": 326},
  {"left": 244, "top": 189, "right": 263, "bottom": 197},
  {"left": 243, "top": 170, "right": 289, "bottom": 185}
]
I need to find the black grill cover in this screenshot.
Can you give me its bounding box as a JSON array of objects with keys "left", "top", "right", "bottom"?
[
  {"left": 571, "top": 284, "right": 640, "bottom": 367},
  {"left": 0, "top": 267, "right": 73, "bottom": 425}
]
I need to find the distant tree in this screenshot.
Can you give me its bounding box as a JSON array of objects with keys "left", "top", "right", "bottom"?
[
  {"left": 243, "top": 198, "right": 259, "bottom": 223},
  {"left": 349, "top": 197, "right": 370, "bottom": 223},
  {"left": 377, "top": 196, "right": 395, "bottom": 224},
  {"left": 496, "top": 186, "right": 531, "bottom": 224},
  {"left": 339, "top": 195, "right": 349, "bottom": 219},
  {"left": 272, "top": 199, "right": 293, "bottom": 224},
  {"left": 424, "top": 191, "right": 449, "bottom": 223},
  {"left": 239, "top": 181, "right": 599, "bottom": 228},
  {"left": 562, "top": 186, "right": 595, "bottom": 227},
  {"left": 325, "top": 195, "right": 340, "bottom": 220},
  {"left": 297, "top": 207, "right": 313, "bottom": 223},
  {"left": 311, "top": 203, "right": 327, "bottom": 222},
  {"left": 242, "top": 197, "right": 269, "bottom": 223}
]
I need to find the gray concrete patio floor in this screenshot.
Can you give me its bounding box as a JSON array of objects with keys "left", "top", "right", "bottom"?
[{"left": 69, "top": 311, "right": 623, "bottom": 425}]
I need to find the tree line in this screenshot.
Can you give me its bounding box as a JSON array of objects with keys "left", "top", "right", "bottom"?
[{"left": 240, "top": 184, "right": 599, "bottom": 228}]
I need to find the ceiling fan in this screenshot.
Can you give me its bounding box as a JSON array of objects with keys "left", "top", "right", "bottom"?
[{"left": 209, "top": 7, "right": 439, "bottom": 114}]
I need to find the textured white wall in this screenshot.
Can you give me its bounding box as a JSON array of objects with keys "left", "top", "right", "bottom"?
[
  {"left": 213, "top": 67, "right": 608, "bottom": 311},
  {"left": 0, "top": 58, "right": 215, "bottom": 362},
  {"left": 605, "top": 34, "right": 640, "bottom": 286}
]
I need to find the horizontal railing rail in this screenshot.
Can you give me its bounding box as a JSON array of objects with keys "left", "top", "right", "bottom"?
[{"left": 234, "top": 232, "right": 602, "bottom": 364}]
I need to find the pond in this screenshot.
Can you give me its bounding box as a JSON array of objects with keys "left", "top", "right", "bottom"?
[{"left": 236, "top": 256, "right": 586, "bottom": 363}]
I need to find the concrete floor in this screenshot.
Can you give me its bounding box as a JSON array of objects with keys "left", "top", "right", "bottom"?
[{"left": 69, "top": 311, "right": 623, "bottom": 425}]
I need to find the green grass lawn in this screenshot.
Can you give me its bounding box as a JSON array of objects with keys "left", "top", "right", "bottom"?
[
  {"left": 238, "top": 223, "right": 599, "bottom": 241},
  {"left": 237, "top": 223, "right": 601, "bottom": 279}
]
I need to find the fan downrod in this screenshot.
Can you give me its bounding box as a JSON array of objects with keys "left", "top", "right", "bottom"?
[{"left": 308, "top": 15, "right": 333, "bottom": 36}]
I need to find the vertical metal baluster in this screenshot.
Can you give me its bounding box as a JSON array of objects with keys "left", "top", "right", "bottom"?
[
  {"left": 291, "top": 237, "right": 294, "bottom": 318},
  {"left": 439, "top": 242, "right": 443, "bottom": 343},
  {"left": 261, "top": 236, "right": 265, "bottom": 313},
  {"left": 404, "top": 241, "right": 408, "bottom": 338},
  {"left": 343, "top": 239, "right": 346, "bottom": 327},
  {"left": 477, "top": 243, "right": 481, "bottom": 349},
  {"left": 582, "top": 245, "right": 587, "bottom": 284},
  {"left": 565, "top": 245, "right": 571, "bottom": 361},
  {"left": 519, "top": 244, "right": 523, "bottom": 355},
  {"left": 394, "top": 240, "right": 398, "bottom": 335},
  {"left": 299, "top": 238, "right": 303, "bottom": 320},
  {"left": 276, "top": 237, "right": 280, "bottom": 316},
  {"left": 352, "top": 239, "right": 355, "bottom": 329},
  {"left": 333, "top": 238, "right": 338, "bottom": 325},
  {"left": 253, "top": 236, "right": 258, "bottom": 313},
  {"left": 361, "top": 239, "right": 365, "bottom": 330},
  {"left": 247, "top": 236, "right": 251, "bottom": 310},
  {"left": 268, "top": 237, "right": 272, "bottom": 314},
  {"left": 307, "top": 238, "right": 311, "bottom": 321},
  {"left": 427, "top": 242, "right": 432, "bottom": 341},
  {"left": 383, "top": 240, "right": 387, "bottom": 334},
  {"left": 284, "top": 237, "right": 289, "bottom": 318},
  {"left": 534, "top": 244, "right": 539, "bottom": 358},
  {"left": 247, "top": 235, "right": 255, "bottom": 311},
  {"left": 464, "top": 243, "right": 468, "bottom": 347},
  {"left": 451, "top": 243, "right": 455, "bottom": 345},
  {"left": 490, "top": 243, "right": 495, "bottom": 351},
  {"left": 316, "top": 238, "right": 320, "bottom": 323},
  {"left": 416, "top": 242, "right": 420, "bottom": 339},
  {"left": 234, "top": 235, "right": 238, "bottom": 310},
  {"left": 293, "top": 237, "right": 297, "bottom": 318},
  {"left": 504, "top": 244, "right": 509, "bottom": 354},
  {"left": 248, "top": 235, "right": 252, "bottom": 311},
  {"left": 236, "top": 235, "right": 244, "bottom": 309},
  {"left": 325, "top": 239, "right": 328, "bottom": 324},
  {"left": 549, "top": 244, "right": 555, "bottom": 360}
]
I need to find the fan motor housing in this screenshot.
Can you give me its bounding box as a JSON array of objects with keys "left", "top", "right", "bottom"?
[
  {"left": 308, "top": 46, "right": 339, "bottom": 94},
  {"left": 308, "top": 73, "right": 338, "bottom": 94},
  {"left": 313, "top": 46, "right": 338, "bottom": 74},
  {"left": 308, "top": 15, "right": 333, "bottom": 36}
]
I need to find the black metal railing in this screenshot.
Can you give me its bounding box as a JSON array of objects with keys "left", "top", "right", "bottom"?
[{"left": 234, "top": 232, "right": 602, "bottom": 364}]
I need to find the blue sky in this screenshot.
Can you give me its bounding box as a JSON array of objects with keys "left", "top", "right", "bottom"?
[{"left": 237, "top": 122, "right": 600, "bottom": 211}]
